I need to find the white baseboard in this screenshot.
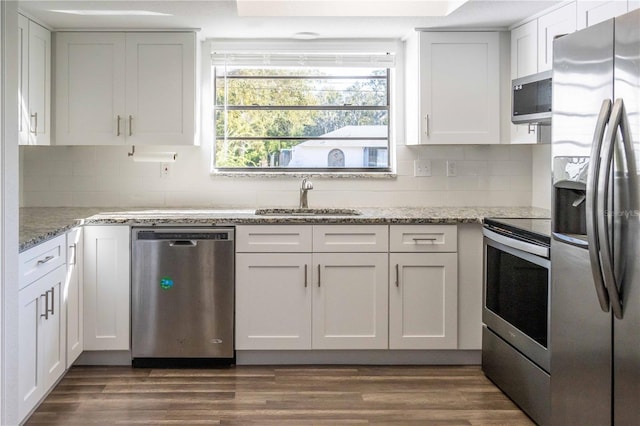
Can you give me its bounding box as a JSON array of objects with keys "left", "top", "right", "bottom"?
[{"left": 236, "top": 350, "right": 481, "bottom": 365}]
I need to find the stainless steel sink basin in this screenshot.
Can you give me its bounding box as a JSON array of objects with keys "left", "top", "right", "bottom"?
[{"left": 254, "top": 208, "right": 361, "bottom": 216}]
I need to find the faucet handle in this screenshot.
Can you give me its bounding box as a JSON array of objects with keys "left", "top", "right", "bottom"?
[{"left": 301, "top": 178, "right": 313, "bottom": 190}]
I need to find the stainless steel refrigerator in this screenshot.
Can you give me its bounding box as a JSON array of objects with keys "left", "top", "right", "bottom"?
[{"left": 551, "top": 9, "right": 639, "bottom": 425}]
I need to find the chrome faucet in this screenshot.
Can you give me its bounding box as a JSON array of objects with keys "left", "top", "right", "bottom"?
[{"left": 299, "top": 178, "right": 313, "bottom": 209}]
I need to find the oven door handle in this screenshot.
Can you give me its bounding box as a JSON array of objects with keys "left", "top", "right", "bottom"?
[
  {"left": 586, "top": 99, "right": 612, "bottom": 313},
  {"left": 482, "top": 228, "right": 548, "bottom": 258}
]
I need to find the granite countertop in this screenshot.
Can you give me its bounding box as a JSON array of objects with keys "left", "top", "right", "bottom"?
[{"left": 19, "top": 206, "right": 551, "bottom": 252}]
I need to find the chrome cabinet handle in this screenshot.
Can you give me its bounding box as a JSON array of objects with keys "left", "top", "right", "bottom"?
[
  {"left": 129, "top": 115, "right": 133, "bottom": 136},
  {"left": 413, "top": 237, "right": 437, "bottom": 243},
  {"left": 37, "top": 255, "right": 54, "bottom": 265},
  {"left": 586, "top": 99, "right": 612, "bottom": 313},
  {"left": 40, "top": 291, "right": 49, "bottom": 320},
  {"left": 116, "top": 115, "right": 121, "bottom": 136},
  {"left": 425, "top": 114, "right": 430, "bottom": 137},
  {"left": 317, "top": 264, "right": 321, "bottom": 287},
  {"left": 304, "top": 264, "right": 308, "bottom": 288},
  {"left": 49, "top": 287, "right": 55, "bottom": 316},
  {"left": 69, "top": 243, "right": 77, "bottom": 266},
  {"left": 30, "top": 112, "right": 38, "bottom": 134},
  {"left": 395, "top": 264, "right": 399, "bottom": 287}
]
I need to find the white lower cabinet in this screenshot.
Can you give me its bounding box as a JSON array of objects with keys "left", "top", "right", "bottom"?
[
  {"left": 66, "top": 228, "right": 83, "bottom": 367},
  {"left": 18, "top": 265, "right": 67, "bottom": 421},
  {"left": 389, "top": 253, "right": 458, "bottom": 349},
  {"left": 83, "top": 225, "right": 130, "bottom": 350},
  {"left": 236, "top": 253, "right": 312, "bottom": 349},
  {"left": 389, "top": 225, "right": 459, "bottom": 350},
  {"left": 236, "top": 225, "right": 389, "bottom": 350},
  {"left": 313, "top": 252, "right": 388, "bottom": 349}
]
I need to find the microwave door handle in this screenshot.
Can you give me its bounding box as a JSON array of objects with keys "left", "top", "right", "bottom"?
[{"left": 586, "top": 99, "right": 612, "bottom": 313}]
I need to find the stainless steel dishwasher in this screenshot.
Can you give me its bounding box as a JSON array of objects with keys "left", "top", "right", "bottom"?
[{"left": 131, "top": 227, "right": 234, "bottom": 367}]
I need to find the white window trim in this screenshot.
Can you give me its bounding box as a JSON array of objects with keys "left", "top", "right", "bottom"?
[{"left": 202, "top": 38, "right": 404, "bottom": 177}]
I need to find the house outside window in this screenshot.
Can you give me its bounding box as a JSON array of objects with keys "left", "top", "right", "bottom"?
[{"left": 212, "top": 41, "right": 396, "bottom": 172}]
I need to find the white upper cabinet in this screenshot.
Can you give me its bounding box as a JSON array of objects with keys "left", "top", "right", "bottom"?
[
  {"left": 124, "top": 33, "right": 196, "bottom": 145},
  {"left": 577, "top": 0, "right": 629, "bottom": 29},
  {"left": 19, "top": 14, "right": 51, "bottom": 145},
  {"left": 511, "top": 20, "right": 538, "bottom": 79},
  {"left": 55, "top": 32, "right": 125, "bottom": 146},
  {"left": 55, "top": 32, "right": 196, "bottom": 146},
  {"left": 406, "top": 31, "right": 502, "bottom": 145},
  {"left": 537, "top": 2, "right": 577, "bottom": 72}
]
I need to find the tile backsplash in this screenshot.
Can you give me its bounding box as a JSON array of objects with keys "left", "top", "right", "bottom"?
[{"left": 20, "top": 142, "right": 535, "bottom": 209}]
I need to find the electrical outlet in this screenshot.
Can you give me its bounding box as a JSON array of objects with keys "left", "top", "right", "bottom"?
[
  {"left": 160, "top": 163, "right": 171, "bottom": 178},
  {"left": 446, "top": 160, "right": 457, "bottom": 177},
  {"left": 414, "top": 159, "right": 432, "bottom": 177}
]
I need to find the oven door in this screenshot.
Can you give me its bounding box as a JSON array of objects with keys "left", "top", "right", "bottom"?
[{"left": 483, "top": 229, "right": 551, "bottom": 372}]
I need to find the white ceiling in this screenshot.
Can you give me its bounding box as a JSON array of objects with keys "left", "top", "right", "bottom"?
[{"left": 18, "top": 0, "right": 563, "bottom": 39}]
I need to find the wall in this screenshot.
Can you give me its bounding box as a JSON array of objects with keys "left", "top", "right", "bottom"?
[
  {"left": 531, "top": 143, "right": 551, "bottom": 209},
  {"left": 20, "top": 142, "right": 533, "bottom": 208}
]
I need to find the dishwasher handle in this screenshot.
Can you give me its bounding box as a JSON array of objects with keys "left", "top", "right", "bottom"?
[{"left": 169, "top": 240, "right": 197, "bottom": 247}]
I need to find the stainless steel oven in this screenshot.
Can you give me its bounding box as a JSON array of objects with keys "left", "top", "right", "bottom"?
[{"left": 482, "top": 218, "right": 551, "bottom": 425}]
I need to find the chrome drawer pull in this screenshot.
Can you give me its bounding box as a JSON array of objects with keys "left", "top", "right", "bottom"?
[
  {"left": 37, "top": 255, "right": 55, "bottom": 265},
  {"left": 413, "top": 237, "right": 437, "bottom": 243}
]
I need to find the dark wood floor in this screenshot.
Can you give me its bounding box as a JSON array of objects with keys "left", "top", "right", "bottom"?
[{"left": 26, "top": 365, "right": 534, "bottom": 425}]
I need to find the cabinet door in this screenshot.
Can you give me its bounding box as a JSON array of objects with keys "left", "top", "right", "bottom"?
[
  {"left": 577, "top": 0, "right": 629, "bottom": 29},
  {"left": 420, "top": 32, "right": 500, "bottom": 144},
  {"left": 40, "top": 267, "right": 67, "bottom": 391},
  {"left": 124, "top": 32, "right": 195, "bottom": 145},
  {"left": 83, "top": 226, "right": 130, "bottom": 350},
  {"left": 18, "top": 265, "right": 67, "bottom": 421},
  {"left": 389, "top": 253, "right": 458, "bottom": 349},
  {"left": 18, "top": 15, "right": 29, "bottom": 145},
  {"left": 18, "top": 277, "right": 44, "bottom": 420},
  {"left": 55, "top": 32, "right": 126, "bottom": 145},
  {"left": 66, "top": 228, "right": 83, "bottom": 367},
  {"left": 28, "top": 20, "right": 51, "bottom": 145},
  {"left": 236, "top": 253, "right": 312, "bottom": 349},
  {"left": 511, "top": 20, "right": 538, "bottom": 79},
  {"left": 313, "top": 253, "right": 388, "bottom": 349},
  {"left": 538, "top": 2, "right": 577, "bottom": 72}
]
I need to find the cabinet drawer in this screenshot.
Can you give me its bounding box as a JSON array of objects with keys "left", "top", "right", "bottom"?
[
  {"left": 19, "top": 235, "right": 66, "bottom": 289},
  {"left": 313, "top": 225, "right": 388, "bottom": 252},
  {"left": 236, "top": 225, "right": 312, "bottom": 253},
  {"left": 390, "top": 225, "right": 457, "bottom": 252}
]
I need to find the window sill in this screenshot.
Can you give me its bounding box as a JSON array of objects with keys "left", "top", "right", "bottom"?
[{"left": 210, "top": 170, "right": 397, "bottom": 179}]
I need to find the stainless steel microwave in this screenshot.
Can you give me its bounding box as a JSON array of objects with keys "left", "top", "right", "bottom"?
[{"left": 511, "top": 70, "right": 552, "bottom": 124}]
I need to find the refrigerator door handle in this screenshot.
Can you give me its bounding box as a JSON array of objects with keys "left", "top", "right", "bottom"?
[
  {"left": 586, "top": 99, "right": 612, "bottom": 312},
  {"left": 598, "top": 99, "right": 637, "bottom": 319}
]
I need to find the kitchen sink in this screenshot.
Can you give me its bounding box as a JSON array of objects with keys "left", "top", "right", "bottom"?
[{"left": 254, "top": 208, "right": 362, "bottom": 216}]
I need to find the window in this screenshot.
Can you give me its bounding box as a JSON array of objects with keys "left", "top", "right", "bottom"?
[{"left": 212, "top": 45, "right": 395, "bottom": 172}]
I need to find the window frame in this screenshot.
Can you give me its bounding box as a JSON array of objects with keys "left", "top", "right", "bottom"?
[{"left": 208, "top": 39, "right": 400, "bottom": 175}]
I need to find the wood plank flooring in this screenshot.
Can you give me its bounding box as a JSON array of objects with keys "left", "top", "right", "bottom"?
[{"left": 26, "top": 365, "right": 534, "bottom": 425}]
